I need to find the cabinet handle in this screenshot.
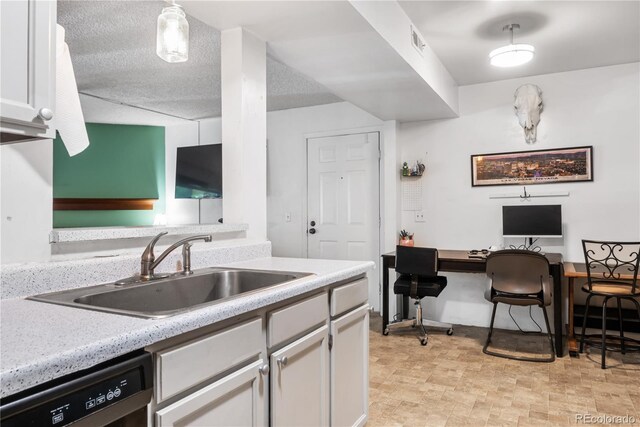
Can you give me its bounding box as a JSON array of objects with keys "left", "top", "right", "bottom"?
[
  {"left": 277, "top": 356, "right": 288, "bottom": 367},
  {"left": 258, "top": 364, "right": 270, "bottom": 376},
  {"left": 38, "top": 108, "right": 54, "bottom": 121}
]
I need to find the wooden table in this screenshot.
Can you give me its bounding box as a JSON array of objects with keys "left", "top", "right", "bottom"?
[
  {"left": 563, "top": 262, "right": 636, "bottom": 357},
  {"left": 382, "top": 250, "right": 566, "bottom": 357}
]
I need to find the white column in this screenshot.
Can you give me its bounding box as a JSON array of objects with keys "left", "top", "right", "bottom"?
[{"left": 221, "top": 28, "right": 267, "bottom": 240}]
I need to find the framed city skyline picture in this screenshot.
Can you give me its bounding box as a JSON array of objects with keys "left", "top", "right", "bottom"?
[{"left": 470, "top": 146, "right": 593, "bottom": 187}]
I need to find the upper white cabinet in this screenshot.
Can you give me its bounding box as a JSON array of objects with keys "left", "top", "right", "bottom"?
[{"left": 1, "top": 0, "right": 56, "bottom": 141}]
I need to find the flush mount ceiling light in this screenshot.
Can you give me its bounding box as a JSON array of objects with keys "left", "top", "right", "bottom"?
[
  {"left": 489, "top": 24, "right": 535, "bottom": 68},
  {"left": 156, "top": 2, "right": 189, "bottom": 63}
]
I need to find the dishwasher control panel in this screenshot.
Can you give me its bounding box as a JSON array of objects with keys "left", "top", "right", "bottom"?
[
  {"left": 48, "top": 368, "right": 142, "bottom": 426},
  {"left": 1, "top": 352, "right": 152, "bottom": 427}
]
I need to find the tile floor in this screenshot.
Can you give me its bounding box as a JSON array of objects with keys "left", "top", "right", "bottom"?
[{"left": 368, "top": 313, "right": 640, "bottom": 426}]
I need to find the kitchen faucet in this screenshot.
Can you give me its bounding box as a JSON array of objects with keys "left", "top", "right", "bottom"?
[
  {"left": 116, "top": 232, "right": 213, "bottom": 285},
  {"left": 140, "top": 232, "right": 213, "bottom": 279}
]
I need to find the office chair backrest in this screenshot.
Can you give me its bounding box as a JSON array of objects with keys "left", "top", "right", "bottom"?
[
  {"left": 582, "top": 240, "right": 640, "bottom": 292},
  {"left": 486, "top": 249, "right": 549, "bottom": 295},
  {"left": 395, "top": 246, "right": 438, "bottom": 277}
]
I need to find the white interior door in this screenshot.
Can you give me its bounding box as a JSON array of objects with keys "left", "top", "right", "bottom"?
[{"left": 307, "top": 132, "right": 380, "bottom": 310}]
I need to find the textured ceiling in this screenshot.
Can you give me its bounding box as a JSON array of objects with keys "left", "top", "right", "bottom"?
[{"left": 57, "top": 0, "right": 342, "bottom": 120}]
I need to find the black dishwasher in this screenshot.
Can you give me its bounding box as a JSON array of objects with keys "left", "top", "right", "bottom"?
[{"left": 0, "top": 350, "right": 153, "bottom": 427}]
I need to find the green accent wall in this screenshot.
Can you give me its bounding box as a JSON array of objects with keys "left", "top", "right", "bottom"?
[{"left": 53, "top": 123, "right": 165, "bottom": 228}]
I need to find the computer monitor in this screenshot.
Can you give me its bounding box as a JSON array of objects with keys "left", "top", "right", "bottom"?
[{"left": 502, "top": 205, "right": 562, "bottom": 238}]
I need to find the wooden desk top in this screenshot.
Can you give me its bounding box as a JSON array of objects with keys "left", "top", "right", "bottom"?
[
  {"left": 564, "top": 262, "right": 636, "bottom": 280},
  {"left": 383, "top": 250, "right": 563, "bottom": 265}
]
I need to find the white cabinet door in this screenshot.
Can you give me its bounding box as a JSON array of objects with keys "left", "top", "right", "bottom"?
[
  {"left": 155, "top": 359, "right": 267, "bottom": 427},
  {"left": 0, "top": 0, "right": 56, "bottom": 140},
  {"left": 331, "top": 305, "right": 369, "bottom": 427},
  {"left": 270, "top": 325, "right": 329, "bottom": 427}
]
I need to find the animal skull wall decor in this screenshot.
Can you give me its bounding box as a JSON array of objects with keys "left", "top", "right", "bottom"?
[{"left": 513, "top": 84, "right": 543, "bottom": 144}]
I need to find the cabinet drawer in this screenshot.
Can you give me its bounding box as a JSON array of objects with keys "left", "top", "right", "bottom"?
[
  {"left": 156, "top": 318, "right": 262, "bottom": 403},
  {"left": 330, "top": 278, "right": 368, "bottom": 317},
  {"left": 268, "top": 292, "right": 328, "bottom": 347}
]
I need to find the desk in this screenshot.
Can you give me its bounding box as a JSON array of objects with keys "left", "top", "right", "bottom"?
[
  {"left": 382, "top": 250, "right": 565, "bottom": 357},
  {"left": 563, "top": 262, "right": 637, "bottom": 357}
]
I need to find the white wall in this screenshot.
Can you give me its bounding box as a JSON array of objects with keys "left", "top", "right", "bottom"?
[
  {"left": 0, "top": 139, "right": 53, "bottom": 264},
  {"left": 399, "top": 63, "right": 640, "bottom": 329},
  {"left": 165, "top": 122, "right": 200, "bottom": 225},
  {"left": 164, "top": 118, "right": 223, "bottom": 226},
  {"left": 266, "top": 101, "right": 385, "bottom": 258},
  {"left": 199, "top": 118, "right": 223, "bottom": 224}
]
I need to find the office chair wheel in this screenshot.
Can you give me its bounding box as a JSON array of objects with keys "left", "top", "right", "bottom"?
[
  {"left": 420, "top": 338, "right": 428, "bottom": 346},
  {"left": 447, "top": 328, "right": 453, "bottom": 336},
  {"left": 383, "top": 328, "right": 389, "bottom": 336}
]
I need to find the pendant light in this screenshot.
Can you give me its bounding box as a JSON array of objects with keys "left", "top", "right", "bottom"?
[
  {"left": 489, "top": 24, "right": 535, "bottom": 68},
  {"left": 156, "top": 2, "right": 189, "bottom": 63}
]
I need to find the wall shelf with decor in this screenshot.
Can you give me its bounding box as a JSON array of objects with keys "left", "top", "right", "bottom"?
[
  {"left": 488, "top": 186, "right": 570, "bottom": 200},
  {"left": 489, "top": 191, "right": 570, "bottom": 200},
  {"left": 401, "top": 161, "right": 425, "bottom": 178}
]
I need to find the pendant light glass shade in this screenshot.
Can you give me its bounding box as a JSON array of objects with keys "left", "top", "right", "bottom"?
[
  {"left": 489, "top": 44, "right": 535, "bottom": 67},
  {"left": 156, "top": 5, "right": 189, "bottom": 63},
  {"left": 489, "top": 24, "right": 535, "bottom": 68}
]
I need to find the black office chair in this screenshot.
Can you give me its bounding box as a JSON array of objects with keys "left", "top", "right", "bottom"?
[
  {"left": 384, "top": 246, "right": 453, "bottom": 346},
  {"left": 579, "top": 240, "right": 640, "bottom": 369},
  {"left": 484, "top": 249, "right": 555, "bottom": 362}
]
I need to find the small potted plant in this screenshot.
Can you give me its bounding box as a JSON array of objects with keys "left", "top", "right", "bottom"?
[{"left": 399, "top": 229, "right": 414, "bottom": 247}]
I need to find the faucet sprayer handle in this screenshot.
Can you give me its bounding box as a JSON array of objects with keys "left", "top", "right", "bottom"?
[{"left": 182, "top": 243, "right": 194, "bottom": 275}]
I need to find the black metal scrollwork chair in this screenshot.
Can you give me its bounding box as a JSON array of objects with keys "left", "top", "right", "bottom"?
[
  {"left": 579, "top": 240, "right": 640, "bottom": 369},
  {"left": 384, "top": 246, "right": 453, "bottom": 346},
  {"left": 483, "top": 250, "right": 555, "bottom": 362}
]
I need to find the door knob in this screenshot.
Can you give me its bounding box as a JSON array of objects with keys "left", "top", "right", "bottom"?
[
  {"left": 308, "top": 228, "right": 316, "bottom": 234},
  {"left": 38, "top": 108, "right": 53, "bottom": 121},
  {"left": 277, "top": 356, "right": 288, "bottom": 367},
  {"left": 310, "top": 220, "right": 316, "bottom": 226},
  {"left": 258, "top": 364, "right": 270, "bottom": 376}
]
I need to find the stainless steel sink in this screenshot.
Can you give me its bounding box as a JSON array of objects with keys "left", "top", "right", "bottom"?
[{"left": 28, "top": 268, "right": 313, "bottom": 319}]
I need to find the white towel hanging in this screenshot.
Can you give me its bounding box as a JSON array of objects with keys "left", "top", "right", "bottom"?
[{"left": 56, "top": 24, "right": 90, "bottom": 156}]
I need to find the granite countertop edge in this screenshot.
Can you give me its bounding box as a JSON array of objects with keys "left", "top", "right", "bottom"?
[{"left": 0, "top": 257, "right": 373, "bottom": 398}]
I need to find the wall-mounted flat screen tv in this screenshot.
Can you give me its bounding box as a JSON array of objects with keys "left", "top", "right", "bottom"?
[
  {"left": 175, "top": 144, "right": 222, "bottom": 199},
  {"left": 502, "top": 205, "right": 562, "bottom": 238}
]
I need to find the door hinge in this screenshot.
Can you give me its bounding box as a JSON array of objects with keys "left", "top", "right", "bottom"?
[{"left": 328, "top": 334, "right": 333, "bottom": 351}]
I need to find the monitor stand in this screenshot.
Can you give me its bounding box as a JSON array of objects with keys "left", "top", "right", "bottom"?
[{"left": 509, "top": 237, "right": 542, "bottom": 253}]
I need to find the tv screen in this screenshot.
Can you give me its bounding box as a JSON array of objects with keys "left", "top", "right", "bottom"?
[
  {"left": 502, "top": 205, "right": 562, "bottom": 237},
  {"left": 175, "top": 144, "right": 222, "bottom": 199}
]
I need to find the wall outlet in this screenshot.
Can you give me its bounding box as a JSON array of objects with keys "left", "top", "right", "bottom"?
[
  {"left": 414, "top": 211, "right": 425, "bottom": 222},
  {"left": 285, "top": 212, "right": 291, "bottom": 222}
]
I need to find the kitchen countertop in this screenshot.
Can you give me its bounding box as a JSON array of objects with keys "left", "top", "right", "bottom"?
[{"left": 0, "top": 257, "right": 373, "bottom": 399}]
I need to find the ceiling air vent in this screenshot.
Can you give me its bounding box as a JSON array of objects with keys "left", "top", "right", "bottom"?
[{"left": 410, "top": 25, "right": 425, "bottom": 56}]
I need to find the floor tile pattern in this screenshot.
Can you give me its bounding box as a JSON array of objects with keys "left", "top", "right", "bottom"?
[{"left": 368, "top": 314, "right": 640, "bottom": 426}]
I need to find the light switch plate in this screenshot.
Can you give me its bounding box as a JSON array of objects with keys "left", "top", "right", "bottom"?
[
  {"left": 414, "top": 211, "right": 425, "bottom": 222},
  {"left": 285, "top": 212, "right": 291, "bottom": 222}
]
